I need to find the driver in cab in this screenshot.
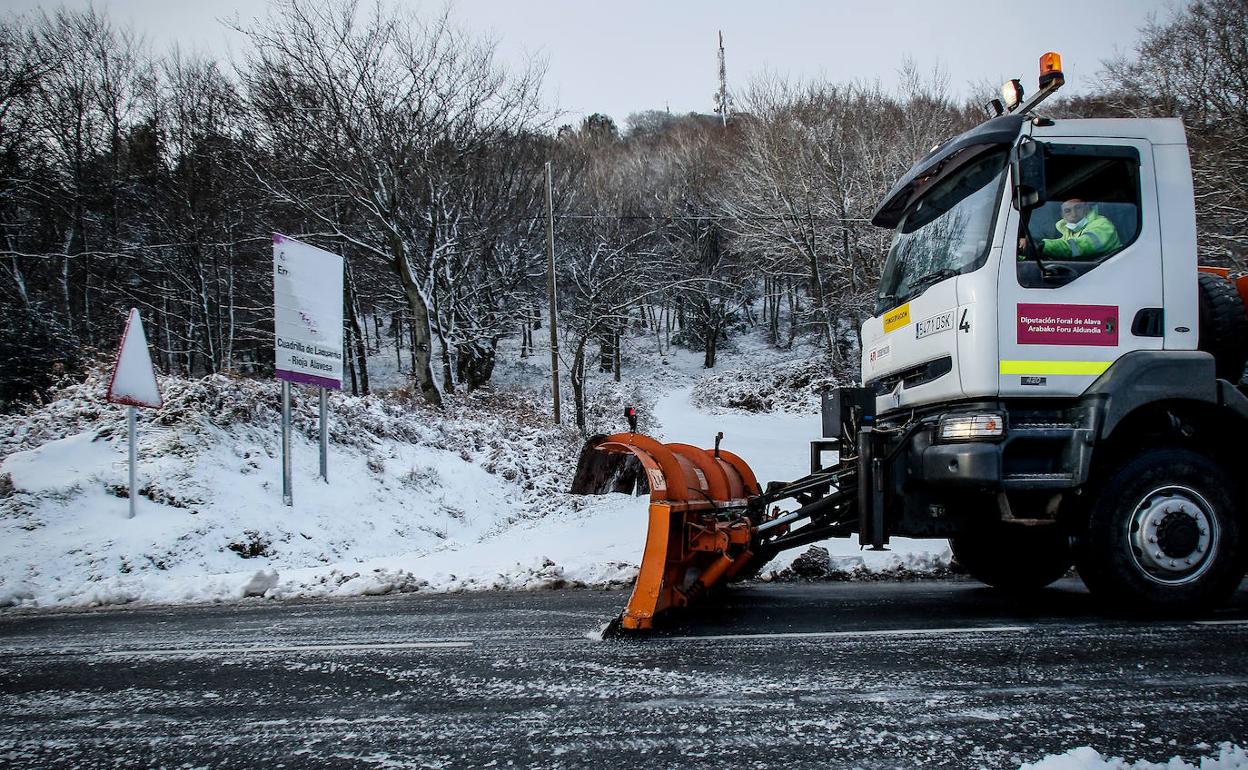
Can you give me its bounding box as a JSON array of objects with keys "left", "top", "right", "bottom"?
[{"left": 1037, "top": 198, "right": 1122, "bottom": 259}]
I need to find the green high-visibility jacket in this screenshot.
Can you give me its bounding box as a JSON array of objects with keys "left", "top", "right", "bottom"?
[{"left": 1040, "top": 210, "right": 1122, "bottom": 259}]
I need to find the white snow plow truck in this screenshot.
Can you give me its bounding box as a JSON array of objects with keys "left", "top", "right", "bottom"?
[{"left": 582, "top": 53, "right": 1248, "bottom": 633}]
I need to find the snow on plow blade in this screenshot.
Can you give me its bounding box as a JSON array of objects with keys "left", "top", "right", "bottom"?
[{"left": 596, "top": 432, "right": 762, "bottom": 632}]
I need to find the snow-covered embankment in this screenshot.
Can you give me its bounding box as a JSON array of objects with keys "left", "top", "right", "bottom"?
[{"left": 0, "top": 360, "right": 950, "bottom": 610}]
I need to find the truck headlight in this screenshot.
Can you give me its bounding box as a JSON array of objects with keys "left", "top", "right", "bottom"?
[{"left": 937, "top": 413, "right": 1005, "bottom": 442}]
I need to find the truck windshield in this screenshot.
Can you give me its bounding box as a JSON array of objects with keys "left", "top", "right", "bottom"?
[{"left": 876, "top": 146, "right": 1009, "bottom": 314}]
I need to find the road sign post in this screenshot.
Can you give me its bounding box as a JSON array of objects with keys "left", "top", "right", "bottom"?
[
  {"left": 127, "top": 406, "right": 137, "bottom": 518},
  {"left": 319, "top": 387, "right": 328, "bottom": 483},
  {"left": 281, "top": 380, "right": 292, "bottom": 506},
  {"left": 273, "top": 234, "right": 344, "bottom": 503},
  {"left": 106, "top": 308, "right": 162, "bottom": 519}
]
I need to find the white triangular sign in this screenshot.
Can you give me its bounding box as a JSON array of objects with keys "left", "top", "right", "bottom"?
[{"left": 107, "top": 308, "right": 162, "bottom": 409}]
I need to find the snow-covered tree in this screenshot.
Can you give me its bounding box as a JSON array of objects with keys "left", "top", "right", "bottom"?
[{"left": 238, "top": 0, "right": 547, "bottom": 406}]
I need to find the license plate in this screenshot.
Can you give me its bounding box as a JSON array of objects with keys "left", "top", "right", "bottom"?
[{"left": 915, "top": 310, "right": 955, "bottom": 339}]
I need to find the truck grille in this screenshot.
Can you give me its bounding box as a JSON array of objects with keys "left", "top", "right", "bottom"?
[{"left": 867, "top": 355, "right": 953, "bottom": 396}]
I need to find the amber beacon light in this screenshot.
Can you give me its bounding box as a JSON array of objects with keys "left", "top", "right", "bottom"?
[{"left": 1039, "top": 52, "right": 1064, "bottom": 89}]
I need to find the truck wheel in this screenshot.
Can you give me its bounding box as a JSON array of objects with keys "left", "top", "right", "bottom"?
[
  {"left": 1197, "top": 273, "right": 1248, "bottom": 382},
  {"left": 950, "top": 523, "right": 1072, "bottom": 592},
  {"left": 1075, "top": 448, "right": 1244, "bottom": 611}
]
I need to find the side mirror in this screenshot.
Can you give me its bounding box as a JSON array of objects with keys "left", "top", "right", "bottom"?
[{"left": 1011, "top": 137, "right": 1046, "bottom": 211}]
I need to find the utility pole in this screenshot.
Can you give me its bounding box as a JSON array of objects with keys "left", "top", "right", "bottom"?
[
  {"left": 545, "top": 161, "right": 561, "bottom": 424},
  {"left": 715, "top": 30, "right": 731, "bottom": 128}
]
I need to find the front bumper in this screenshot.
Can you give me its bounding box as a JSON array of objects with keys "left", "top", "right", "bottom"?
[
  {"left": 920, "top": 441, "right": 1002, "bottom": 486},
  {"left": 867, "top": 400, "right": 1095, "bottom": 493},
  {"left": 824, "top": 388, "right": 1099, "bottom": 539}
]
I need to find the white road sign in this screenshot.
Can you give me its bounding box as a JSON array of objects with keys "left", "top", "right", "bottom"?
[
  {"left": 107, "top": 308, "right": 162, "bottom": 409},
  {"left": 273, "top": 233, "right": 345, "bottom": 389}
]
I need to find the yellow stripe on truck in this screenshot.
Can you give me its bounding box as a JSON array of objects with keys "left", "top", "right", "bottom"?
[{"left": 999, "top": 360, "right": 1112, "bottom": 376}]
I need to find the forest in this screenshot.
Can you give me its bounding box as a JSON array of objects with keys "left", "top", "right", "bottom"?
[{"left": 1, "top": 0, "right": 1244, "bottom": 428}]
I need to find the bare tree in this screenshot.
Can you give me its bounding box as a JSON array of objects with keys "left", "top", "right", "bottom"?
[
  {"left": 238, "top": 0, "right": 547, "bottom": 405},
  {"left": 1100, "top": 0, "right": 1248, "bottom": 266},
  {"left": 718, "top": 73, "right": 972, "bottom": 375},
  {"left": 551, "top": 122, "right": 657, "bottom": 430}
]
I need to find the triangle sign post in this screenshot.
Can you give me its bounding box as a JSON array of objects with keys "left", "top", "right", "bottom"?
[{"left": 107, "top": 308, "right": 162, "bottom": 519}]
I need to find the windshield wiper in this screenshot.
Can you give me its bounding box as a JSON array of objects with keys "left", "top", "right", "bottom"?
[{"left": 902, "top": 268, "right": 960, "bottom": 300}]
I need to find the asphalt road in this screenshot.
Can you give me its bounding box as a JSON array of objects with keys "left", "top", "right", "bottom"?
[{"left": 1, "top": 578, "right": 1246, "bottom": 769}]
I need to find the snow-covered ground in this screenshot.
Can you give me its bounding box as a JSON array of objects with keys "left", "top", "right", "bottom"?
[
  {"left": 0, "top": 331, "right": 937, "bottom": 610},
  {"left": 1021, "top": 744, "right": 1248, "bottom": 770}
]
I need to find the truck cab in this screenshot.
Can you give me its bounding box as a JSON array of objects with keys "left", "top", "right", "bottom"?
[{"left": 863, "top": 116, "right": 1197, "bottom": 411}]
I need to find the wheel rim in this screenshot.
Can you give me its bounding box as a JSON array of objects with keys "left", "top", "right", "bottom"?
[{"left": 1126, "top": 485, "right": 1220, "bottom": 586}]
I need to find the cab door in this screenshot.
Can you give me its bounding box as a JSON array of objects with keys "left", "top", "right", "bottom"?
[{"left": 997, "top": 139, "right": 1162, "bottom": 397}]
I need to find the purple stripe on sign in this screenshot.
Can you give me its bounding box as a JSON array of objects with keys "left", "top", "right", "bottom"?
[
  {"left": 277, "top": 369, "right": 341, "bottom": 390},
  {"left": 273, "top": 232, "right": 287, "bottom": 244}
]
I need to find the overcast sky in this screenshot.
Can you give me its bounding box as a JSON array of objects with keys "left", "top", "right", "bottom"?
[{"left": 7, "top": 0, "right": 1173, "bottom": 126}]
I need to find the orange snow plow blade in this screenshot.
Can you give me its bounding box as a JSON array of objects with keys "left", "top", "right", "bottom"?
[{"left": 597, "top": 432, "right": 762, "bottom": 632}]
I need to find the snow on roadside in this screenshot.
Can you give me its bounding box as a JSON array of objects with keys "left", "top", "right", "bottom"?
[
  {"left": 1017, "top": 743, "right": 1248, "bottom": 770},
  {"left": 0, "top": 335, "right": 949, "bottom": 611},
  {"left": 0, "top": 370, "right": 597, "bottom": 608},
  {"left": 691, "top": 353, "right": 838, "bottom": 415}
]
